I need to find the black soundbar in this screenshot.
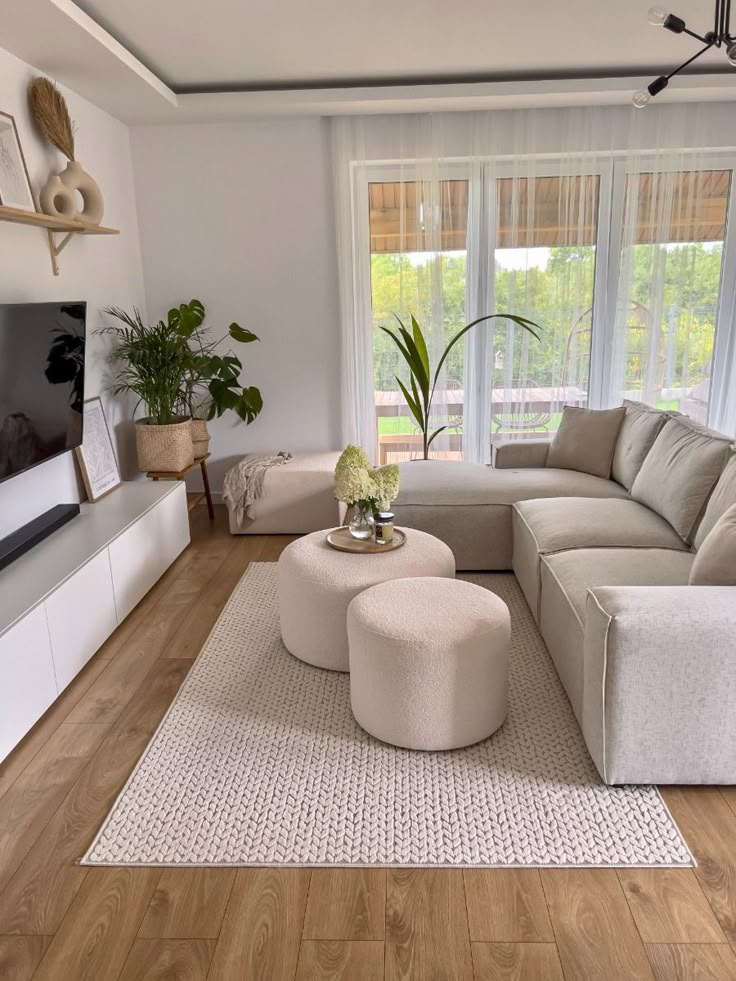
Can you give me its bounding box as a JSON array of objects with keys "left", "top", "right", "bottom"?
[{"left": 0, "top": 503, "right": 80, "bottom": 572}]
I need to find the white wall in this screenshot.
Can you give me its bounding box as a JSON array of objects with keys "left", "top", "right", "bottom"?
[
  {"left": 130, "top": 118, "right": 341, "bottom": 491},
  {"left": 0, "top": 44, "right": 146, "bottom": 538}
]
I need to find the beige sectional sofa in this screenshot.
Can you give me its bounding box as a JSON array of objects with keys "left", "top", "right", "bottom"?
[{"left": 393, "top": 403, "right": 736, "bottom": 785}]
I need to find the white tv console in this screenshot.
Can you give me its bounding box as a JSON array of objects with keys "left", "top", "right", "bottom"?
[{"left": 0, "top": 481, "right": 190, "bottom": 761}]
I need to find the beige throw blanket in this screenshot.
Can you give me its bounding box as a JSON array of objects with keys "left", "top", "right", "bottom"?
[{"left": 222, "top": 451, "right": 293, "bottom": 523}]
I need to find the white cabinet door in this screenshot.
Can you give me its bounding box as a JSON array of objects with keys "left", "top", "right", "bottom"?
[
  {"left": 0, "top": 605, "right": 58, "bottom": 762},
  {"left": 45, "top": 549, "right": 118, "bottom": 692},
  {"left": 108, "top": 484, "right": 190, "bottom": 622}
]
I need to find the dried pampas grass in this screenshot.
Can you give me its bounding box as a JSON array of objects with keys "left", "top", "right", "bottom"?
[{"left": 29, "top": 77, "right": 75, "bottom": 161}]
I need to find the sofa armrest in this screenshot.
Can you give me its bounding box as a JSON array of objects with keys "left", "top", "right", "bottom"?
[
  {"left": 492, "top": 440, "right": 550, "bottom": 469},
  {"left": 582, "top": 586, "right": 736, "bottom": 785}
]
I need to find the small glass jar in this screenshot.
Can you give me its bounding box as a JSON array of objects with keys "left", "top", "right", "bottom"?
[{"left": 373, "top": 511, "right": 395, "bottom": 545}]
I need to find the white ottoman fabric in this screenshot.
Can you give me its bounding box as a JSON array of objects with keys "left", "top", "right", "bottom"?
[
  {"left": 348, "top": 577, "right": 510, "bottom": 750},
  {"left": 278, "top": 528, "right": 455, "bottom": 671}
]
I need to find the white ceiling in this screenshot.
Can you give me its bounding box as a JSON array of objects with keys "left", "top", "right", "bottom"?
[{"left": 74, "top": 0, "right": 731, "bottom": 90}]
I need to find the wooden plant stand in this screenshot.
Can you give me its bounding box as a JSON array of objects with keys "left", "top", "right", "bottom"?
[{"left": 146, "top": 454, "right": 215, "bottom": 520}]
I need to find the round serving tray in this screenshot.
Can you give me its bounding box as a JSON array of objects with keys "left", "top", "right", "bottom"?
[{"left": 326, "top": 526, "right": 406, "bottom": 554}]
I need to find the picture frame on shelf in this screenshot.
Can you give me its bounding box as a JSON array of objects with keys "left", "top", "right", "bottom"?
[
  {"left": 75, "top": 397, "right": 121, "bottom": 502},
  {"left": 0, "top": 111, "right": 34, "bottom": 211}
]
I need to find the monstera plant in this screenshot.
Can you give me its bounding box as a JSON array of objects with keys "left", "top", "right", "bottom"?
[{"left": 380, "top": 313, "right": 542, "bottom": 459}]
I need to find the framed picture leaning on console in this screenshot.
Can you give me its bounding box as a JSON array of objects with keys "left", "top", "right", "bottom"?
[{"left": 76, "top": 397, "right": 121, "bottom": 502}]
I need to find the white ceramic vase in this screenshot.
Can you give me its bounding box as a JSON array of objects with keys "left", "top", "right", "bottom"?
[{"left": 39, "top": 160, "right": 104, "bottom": 225}]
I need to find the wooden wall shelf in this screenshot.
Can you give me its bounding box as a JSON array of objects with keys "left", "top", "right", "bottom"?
[{"left": 0, "top": 204, "right": 119, "bottom": 276}]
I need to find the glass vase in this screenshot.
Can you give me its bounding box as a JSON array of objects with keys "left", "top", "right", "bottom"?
[{"left": 348, "top": 503, "right": 375, "bottom": 540}]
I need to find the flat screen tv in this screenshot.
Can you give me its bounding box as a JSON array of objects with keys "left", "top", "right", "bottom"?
[{"left": 0, "top": 301, "right": 86, "bottom": 484}]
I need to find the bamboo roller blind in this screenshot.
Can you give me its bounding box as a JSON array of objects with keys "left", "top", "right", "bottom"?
[{"left": 368, "top": 170, "right": 730, "bottom": 253}]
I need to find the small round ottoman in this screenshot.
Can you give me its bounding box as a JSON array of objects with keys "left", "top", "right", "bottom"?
[
  {"left": 347, "top": 577, "right": 510, "bottom": 750},
  {"left": 278, "top": 528, "right": 455, "bottom": 671}
]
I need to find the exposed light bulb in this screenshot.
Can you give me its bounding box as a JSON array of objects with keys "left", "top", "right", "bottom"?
[
  {"left": 647, "top": 5, "right": 668, "bottom": 26},
  {"left": 632, "top": 89, "right": 652, "bottom": 108},
  {"left": 728, "top": 43, "right": 736, "bottom": 66}
]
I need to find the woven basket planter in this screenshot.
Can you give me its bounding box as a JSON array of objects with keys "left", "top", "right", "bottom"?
[
  {"left": 191, "top": 418, "right": 210, "bottom": 460},
  {"left": 135, "top": 416, "right": 194, "bottom": 472}
]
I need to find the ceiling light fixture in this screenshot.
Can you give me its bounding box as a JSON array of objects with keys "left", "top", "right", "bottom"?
[{"left": 633, "top": 0, "right": 735, "bottom": 107}]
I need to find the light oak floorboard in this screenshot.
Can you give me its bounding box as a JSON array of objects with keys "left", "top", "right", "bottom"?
[
  {"left": 385, "top": 869, "right": 473, "bottom": 981},
  {"left": 207, "top": 868, "right": 310, "bottom": 981},
  {"left": 137, "top": 869, "right": 236, "bottom": 939},
  {"left": 303, "top": 869, "right": 386, "bottom": 941},
  {"left": 541, "top": 869, "right": 655, "bottom": 981},
  {"left": 471, "top": 942, "right": 565, "bottom": 981},
  {"left": 32, "top": 867, "right": 159, "bottom": 981},
  {"left": 161, "top": 539, "right": 258, "bottom": 659},
  {"left": 0, "top": 723, "right": 109, "bottom": 896},
  {"left": 0, "top": 659, "right": 190, "bottom": 935},
  {"left": 663, "top": 787, "right": 736, "bottom": 944},
  {"left": 645, "top": 942, "right": 736, "bottom": 981},
  {"left": 0, "top": 935, "right": 51, "bottom": 981},
  {"left": 618, "top": 869, "right": 726, "bottom": 943},
  {"left": 718, "top": 786, "right": 736, "bottom": 820},
  {"left": 295, "top": 940, "right": 384, "bottom": 981},
  {"left": 464, "top": 871, "right": 553, "bottom": 943},
  {"left": 63, "top": 549, "right": 228, "bottom": 726},
  {"left": 0, "top": 655, "right": 109, "bottom": 803},
  {"left": 118, "top": 938, "right": 215, "bottom": 981}
]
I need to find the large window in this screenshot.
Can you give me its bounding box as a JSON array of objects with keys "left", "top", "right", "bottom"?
[
  {"left": 612, "top": 169, "right": 730, "bottom": 424},
  {"left": 370, "top": 180, "right": 469, "bottom": 463},
  {"left": 365, "top": 159, "right": 734, "bottom": 463},
  {"left": 492, "top": 174, "right": 599, "bottom": 440}
]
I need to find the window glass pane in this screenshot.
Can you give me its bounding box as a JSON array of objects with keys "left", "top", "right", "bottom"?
[
  {"left": 370, "top": 180, "right": 468, "bottom": 463},
  {"left": 492, "top": 174, "right": 599, "bottom": 445},
  {"left": 613, "top": 169, "right": 731, "bottom": 424}
]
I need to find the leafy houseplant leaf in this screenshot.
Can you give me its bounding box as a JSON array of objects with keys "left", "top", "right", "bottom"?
[{"left": 229, "top": 323, "right": 259, "bottom": 343}]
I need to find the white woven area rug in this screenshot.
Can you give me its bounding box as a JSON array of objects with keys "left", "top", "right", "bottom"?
[{"left": 83, "top": 563, "right": 693, "bottom": 868}]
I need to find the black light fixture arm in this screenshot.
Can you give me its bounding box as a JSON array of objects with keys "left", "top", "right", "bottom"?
[{"left": 633, "top": 0, "right": 736, "bottom": 107}]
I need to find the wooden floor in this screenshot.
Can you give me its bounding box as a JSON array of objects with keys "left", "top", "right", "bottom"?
[{"left": 1, "top": 505, "right": 735, "bottom": 981}]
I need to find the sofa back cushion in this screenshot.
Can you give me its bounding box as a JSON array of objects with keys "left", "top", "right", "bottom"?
[
  {"left": 690, "top": 504, "right": 736, "bottom": 585},
  {"left": 611, "top": 400, "right": 668, "bottom": 491},
  {"left": 546, "top": 405, "right": 625, "bottom": 479},
  {"left": 631, "top": 416, "right": 732, "bottom": 543},
  {"left": 694, "top": 452, "right": 736, "bottom": 549}
]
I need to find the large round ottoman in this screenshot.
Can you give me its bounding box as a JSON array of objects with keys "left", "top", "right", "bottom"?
[
  {"left": 278, "top": 528, "right": 455, "bottom": 671},
  {"left": 347, "top": 577, "right": 510, "bottom": 750}
]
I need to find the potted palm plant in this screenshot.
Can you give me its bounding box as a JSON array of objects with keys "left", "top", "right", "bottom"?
[
  {"left": 171, "top": 299, "right": 262, "bottom": 457},
  {"left": 380, "top": 313, "right": 542, "bottom": 459},
  {"left": 100, "top": 307, "right": 194, "bottom": 472}
]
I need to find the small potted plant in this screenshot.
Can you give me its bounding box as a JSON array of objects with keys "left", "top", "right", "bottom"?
[
  {"left": 334, "top": 445, "right": 400, "bottom": 539},
  {"left": 171, "top": 299, "right": 262, "bottom": 458},
  {"left": 100, "top": 307, "right": 193, "bottom": 472}
]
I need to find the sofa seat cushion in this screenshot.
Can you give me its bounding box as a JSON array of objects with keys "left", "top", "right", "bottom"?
[
  {"left": 396, "top": 461, "right": 629, "bottom": 507},
  {"left": 539, "top": 548, "right": 695, "bottom": 720},
  {"left": 544, "top": 547, "right": 695, "bottom": 626},
  {"left": 631, "top": 416, "right": 732, "bottom": 543},
  {"left": 513, "top": 498, "right": 688, "bottom": 620}
]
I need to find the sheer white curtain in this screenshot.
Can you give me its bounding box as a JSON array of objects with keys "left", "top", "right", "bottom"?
[
  {"left": 607, "top": 109, "right": 733, "bottom": 428},
  {"left": 333, "top": 104, "right": 736, "bottom": 463}
]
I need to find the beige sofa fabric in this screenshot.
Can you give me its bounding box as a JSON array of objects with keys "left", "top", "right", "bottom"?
[
  {"left": 611, "top": 400, "right": 668, "bottom": 491},
  {"left": 583, "top": 584, "right": 736, "bottom": 784},
  {"left": 513, "top": 497, "right": 688, "bottom": 620},
  {"left": 492, "top": 440, "right": 550, "bottom": 470},
  {"left": 693, "top": 452, "right": 736, "bottom": 548},
  {"left": 630, "top": 416, "right": 732, "bottom": 543},
  {"left": 690, "top": 504, "right": 736, "bottom": 586},
  {"left": 546, "top": 405, "right": 625, "bottom": 479},
  {"left": 540, "top": 548, "right": 694, "bottom": 722},
  {"left": 395, "top": 460, "right": 628, "bottom": 570}
]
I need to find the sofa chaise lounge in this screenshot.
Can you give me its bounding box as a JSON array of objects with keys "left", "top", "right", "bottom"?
[{"left": 393, "top": 402, "right": 736, "bottom": 785}]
